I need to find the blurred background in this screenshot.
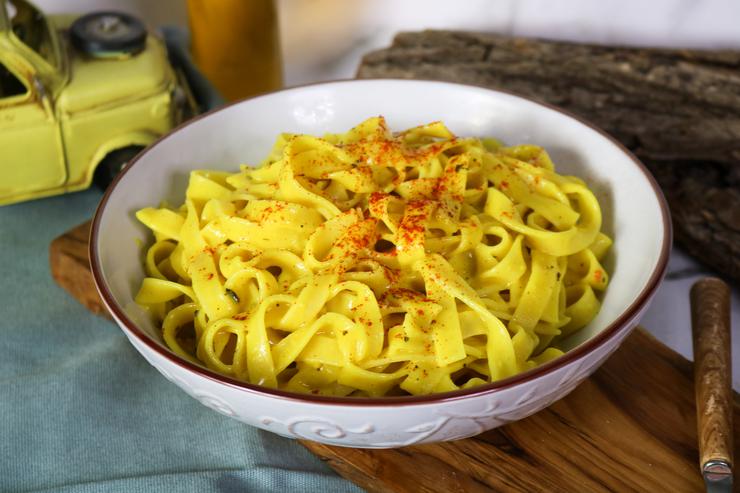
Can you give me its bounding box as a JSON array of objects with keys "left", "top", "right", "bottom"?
[{"left": 36, "top": 0, "right": 740, "bottom": 87}]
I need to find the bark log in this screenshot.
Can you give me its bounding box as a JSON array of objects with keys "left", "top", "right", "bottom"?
[{"left": 358, "top": 30, "right": 740, "bottom": 281}]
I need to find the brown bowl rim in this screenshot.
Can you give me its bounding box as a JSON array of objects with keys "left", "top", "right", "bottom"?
[{"left": 89, "top": 78, "right": 672, "bottom": 407}]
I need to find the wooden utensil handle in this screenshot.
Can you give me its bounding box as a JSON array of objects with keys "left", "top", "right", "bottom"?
[{"left": 691, "top": 277, "right": 733, "bottom": 473}]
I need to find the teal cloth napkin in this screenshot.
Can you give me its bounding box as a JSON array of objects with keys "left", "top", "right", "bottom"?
[{"left": 0, "top": 190, "right": 360, "bottom": 492}]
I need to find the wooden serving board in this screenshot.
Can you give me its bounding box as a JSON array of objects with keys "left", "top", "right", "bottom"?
[{"left": 51, "top": 220, "right": 739, "bottom": 492}]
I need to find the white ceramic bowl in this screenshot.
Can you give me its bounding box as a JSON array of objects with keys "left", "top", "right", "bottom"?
[{"left": 91, "top": 80, "right": 670, "bottom": 448}]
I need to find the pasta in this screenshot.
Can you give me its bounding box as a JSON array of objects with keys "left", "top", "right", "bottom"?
[{"left": 134, "top": 117, "right": 611, "bottom": 397}]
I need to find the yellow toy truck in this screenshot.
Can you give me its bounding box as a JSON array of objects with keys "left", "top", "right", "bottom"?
[{"left": 0, "top": 0, "right": 191, "bottom": 206}]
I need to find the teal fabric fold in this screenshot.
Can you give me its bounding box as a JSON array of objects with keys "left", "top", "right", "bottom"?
[{"left": 0, "top": 190, "right": 359, "bottom": 493}]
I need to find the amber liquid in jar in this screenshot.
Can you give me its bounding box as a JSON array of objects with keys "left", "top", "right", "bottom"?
[{"left": 187, "top": 0, "right": 283, "bottom": 101}]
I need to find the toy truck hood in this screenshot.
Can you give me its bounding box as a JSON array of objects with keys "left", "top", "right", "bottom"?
[{"left": 52, "top": 15, "right": 174, "bottom": 114}]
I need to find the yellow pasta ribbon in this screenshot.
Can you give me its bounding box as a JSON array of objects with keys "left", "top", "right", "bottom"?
[{"left": 135, "top": 117, "right": 611, "bottom": 397}]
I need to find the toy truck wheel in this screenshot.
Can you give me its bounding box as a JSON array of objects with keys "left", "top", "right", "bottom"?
[
  {"left": 93, "top": 146, "right": 144, "bottom": 190},
  {"left": 70, "top": 12, "right": 147, "bottom": 57}
]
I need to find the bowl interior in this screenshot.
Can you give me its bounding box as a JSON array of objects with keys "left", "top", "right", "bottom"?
[{"left": 94, "top": 79, "right": 667, "bottom": 378}]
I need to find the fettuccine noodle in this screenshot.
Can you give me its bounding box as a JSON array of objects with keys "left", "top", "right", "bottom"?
[{"left": 135, "top": 117, "right": 611, "bottom": 396}]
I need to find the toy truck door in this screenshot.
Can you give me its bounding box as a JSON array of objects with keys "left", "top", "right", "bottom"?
[{"left": 0, "top": 60, "right": 65, "bottom": 204}]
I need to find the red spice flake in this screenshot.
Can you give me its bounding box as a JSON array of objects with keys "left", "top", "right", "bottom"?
[
  {"left": 342, "top": 218, "right": 379, "bottom": 253},
  {"left": 432, "top": 176, "right": 448, "bottom": 198},
  {"left": 233, "top": 313, "right": 248, "bottom": 321},
  {"left": 499, "top": 180, "right": 509, "bottom": 189},
  {"left": 206, "top": 273, "right": 214, "bottom": 280},
  {"left": 383, "top": 266, "right": 400, "bottom": 282},
  {"left": 356, "top": 165, "right": 373, "bottom": 177},
  {"left": 202, "top": 246, "right": 216, "bottom": 255},
  {"left": 381, "top": 140, "right": 393, "bottom": 155},
  {"left": 404, "top": 200, "right": 426, "bottom": 211},
  {"left": 500, "top": 211, "right": 513, "bottom": 219},
  {"left": 368, "top": 192, "right": 387, "bottom": 213},
  {"left": 594, "top": 270, "right": 603, "bottom": 282},
  {"left": 416, "top": 308, "right": 425, "bottom": 316},
  {"left": 427, "top": 144, "right": 442, "bottom": 155},
  {"left": 397, "top": 200, "right": 433, "bottom": 247}
]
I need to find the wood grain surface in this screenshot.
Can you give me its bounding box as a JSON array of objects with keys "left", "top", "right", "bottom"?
[
  {"left": 691, "top": 278, "right": 733, "bottom": 473},
  {"left": 51, "top": 220, "right": 739, "bottom": 492},
  {"left": 49, "top": 219, "right": 109, "bottom": 317},
  {"left": 358, "top": 30, "right": 740, "bottom": 283}
]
